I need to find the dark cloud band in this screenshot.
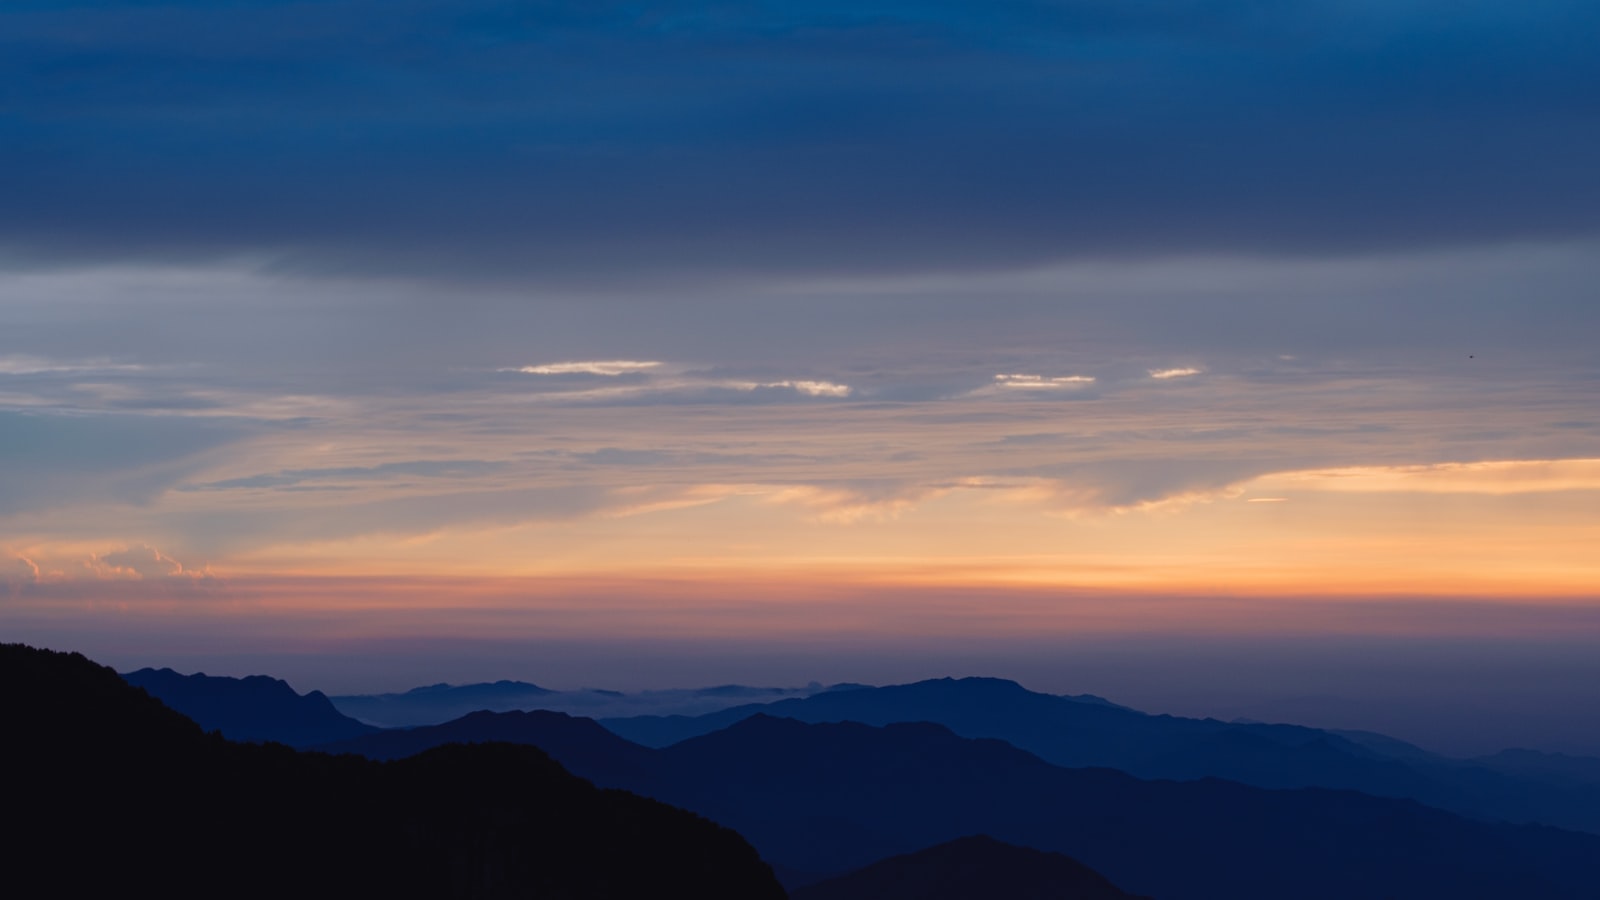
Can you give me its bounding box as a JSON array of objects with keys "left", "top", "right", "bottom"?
[{"left": 4, "top": 0, "right": 1598, "bottom": 279}]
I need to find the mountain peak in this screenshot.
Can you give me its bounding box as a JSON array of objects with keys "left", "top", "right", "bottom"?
[
  {"left": 398, "top": 679, "right": 550, "bottom": 697},
  {"left": 122, "top": 665, "right": 376, "bottom": 747}
]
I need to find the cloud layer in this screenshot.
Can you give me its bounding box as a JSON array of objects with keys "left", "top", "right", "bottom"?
[{"left": 4, "top": 1, "right": 1599, "bottom": 280}]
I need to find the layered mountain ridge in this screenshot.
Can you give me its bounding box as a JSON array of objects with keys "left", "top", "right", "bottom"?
[
  {"left": 318, "top": 707, "right": 1600, "bottom": 898},
  {"left": 6, "top": 643, "right": 785, "bottom": 899}
]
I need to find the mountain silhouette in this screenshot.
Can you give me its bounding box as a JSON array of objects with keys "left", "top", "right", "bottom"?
[
  {"left": 330, "top": 679, "right": 557, "bottom": 727},
  {"left": 317, "top": 708, "right": 656, "bottom": 778},
  {"left": 1470, "top": 748, "right": 1600, "bottom": 788},
  {"left": 321, "top": 707, "right": 1600, "bottom": 898},
  {"left": 123, "top": 665, "right": 378, "bottom": 747},
  {"left": 645, "top": 715, "right": 1600, "bottom": 898},
  {"left": 330, "top": 679, "right": 832, "bottom": 727},
  {"left": 4, "top": 643, "right": 784, "bottom": 899},
  {"left": 601, "top": 676, "right": 1600, "bottom": 834},
  {"left": 789, "top": 835, "right": 1149, "bottom": 900}
]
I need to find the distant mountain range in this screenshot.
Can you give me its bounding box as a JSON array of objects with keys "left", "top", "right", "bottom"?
[
  {"left": 10, "top": 643, "right": 784, "bottom": 899},
  {"left": 789, "top": 835, "right": 1150, "bottom": 900},
  {"left": 116, "top": 656, "right": 1600, "bottom": 890},
  {"left": 600, "top": 676, "right": 1600, "bottom": 835},
  {"left": 317, "top": 708, "right": 1600, "bottom": 899},
  {"left": 328, "top": 679, "right": 835, "bottom": 727},
  {"left": 135, "top": 667, "right": 1600, "bottom": 839},
  {"left": 123, "top": 666, "right": 378, "bottom": 747}
]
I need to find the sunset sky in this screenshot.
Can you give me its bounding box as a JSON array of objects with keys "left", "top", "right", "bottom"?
[{"left": 4, "top": 1, "right": 1599, "bottom": 754}]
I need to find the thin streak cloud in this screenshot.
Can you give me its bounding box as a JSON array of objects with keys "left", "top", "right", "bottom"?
[
  {"left": 993, "top": 373, "right": 1097, "bottom": 390},
  {"left": 508, "top": 360, "right": 663, "bottom": 376},
  {"left": 1260, "top": 459, "right": 1600, "bottom": 495},
  {"left": 737, "top": 380, "right": 853, "bottom": 398},
  {"left": 0, "top": 355, "right": 150, "bottom": 376}
]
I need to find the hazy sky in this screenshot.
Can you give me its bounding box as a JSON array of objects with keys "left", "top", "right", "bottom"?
[{"left": 3, "top": 1, "right": 1599, "bottom": 754}]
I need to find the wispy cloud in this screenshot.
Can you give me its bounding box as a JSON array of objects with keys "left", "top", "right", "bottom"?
[
  {"left": 509, "top": 372, "right": 855, "bottom": 405},
  {"left": 184, "top": 460, "right": 508, "bottom": 492},
  {"left": 491, "top": 357, "right": 853, "bottom": 402},
  {"left": 88, "top": 543, "right": 195, "bottom": 579},
  {"left": 3, "top": 552, "right": 40, "bottom": 586},
  {"left": 733, "top": 379, "right": 852, "bottom": 398},
  {"left": 601, "top": 484, "right": 758, "bottom": 519},
  {"left": 1258, "top": 459, "right": 1600, "bottom": 495},
  {"left": 507, "top": 360, "right": 663, "bottom": 376},
  {"left": 1149, "top": 367, "right": 1202, "bottom": 380},
  {"left": 0, "top": 355, "right": 150, "bottom": 376},
  {"left": 763, "top": 482, "right": 946, "bottom": 523},
  {"left": 993, "top": 373, "right": 1096, "bottom": 390},
  {"left": 0, "top": 410, "right": 252, "bottom": 516}
]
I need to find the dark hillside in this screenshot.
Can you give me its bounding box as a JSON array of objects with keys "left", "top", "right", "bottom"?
[
  {"left": 317, "top": 704, "right": 1600, "bottom": 899},
  {"left": 1, "top": 643, "right": 784, "bottom": 900},
  {"left": 790, "top": 834, "right": 1148, "bottom": 900},
  {"left": 317, "top": 708, "right": 656, "bottom": 777}
]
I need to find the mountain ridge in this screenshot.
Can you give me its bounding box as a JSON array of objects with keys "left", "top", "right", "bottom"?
[
  {"left": 600, "top": 675, "right": 1600, "bottom": 835},
  {"left": 318, "top": 705, "right": 1600, "bottom": 899},
  {"left": 11, "top": 643, "right": 785, "bottom": 899},
  {"left": 123, "top": 665, "right": 379, "bottom": 747}
]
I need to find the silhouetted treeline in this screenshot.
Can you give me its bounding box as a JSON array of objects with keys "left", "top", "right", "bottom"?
[{"left": 2, "top": 643, "right": 784, "bottom": 899}]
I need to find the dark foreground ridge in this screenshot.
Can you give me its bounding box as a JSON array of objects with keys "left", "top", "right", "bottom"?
[
  {"left": 2, "top": 643, "right": 785, "bottom": 899},
  {"left": 789, "top": 834, "right": 1150, "bottom": 900}
]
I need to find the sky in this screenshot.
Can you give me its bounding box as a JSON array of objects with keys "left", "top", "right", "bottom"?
[{"left": 3, "top": 0, "right": 1599, "bottom": 755}]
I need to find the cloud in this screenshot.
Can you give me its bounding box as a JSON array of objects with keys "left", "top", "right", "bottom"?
[
  {"left": 157, "top": 485, "right": 619, "bottom": 555},
  {"left": 0, "top": 411, "right": 252, "bottom": 516},
  {"left": 512, "top": 373, "right": 855, "bottom": 405},
  {"left": 1010, "top": 457, "right": 1600, "bottom": 514},
  {"left": 3, "top": 553, "right": 40, "bottom": 587},
  {"left": 600, "top": 484, "right": 757, "bottom": 519},
  {"left": 184, "top": 460, "right": 509, "bottom": 492},
  {"left": 732, "top": 379, "right": 852, "bottom": 398},
  {"left": 992, "top": 373, "right": 1096, "bottom": 390},
  {"left": 3, "top": 0, "right": 1597, "bottom": 280},
  {"left": 86, "top": 544, "right": 200, "bottom": 580},
  {"left": 1257, "top": 459, "right": 1600, "bottom": 495},
  {"left": 488, "top": 356, "right": 855, "bottom": 403},
  {"left": 573, "top": 448, "right": 817, "bottom": 469},
  {"left": 764, "top": 482, "right": 947, "bottom": 523},
  {"left": 0, "top": 355, "right": 149, "bottom": 376},
  {"left": 507, "top": 360, "right": 663, "bottom": 376},
  {"left": 1149, "top": 367, "right": 1202, "bottom": 380},
  {"left": 1007, "top": 459, "right": 1300, "bottom": 513}
]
